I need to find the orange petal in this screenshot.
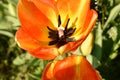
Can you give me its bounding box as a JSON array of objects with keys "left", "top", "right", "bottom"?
[
  {"left": 56, "top": 0, "right": 69, "bottom": 25},
  {"left": 56, "top": 0, "right": 90, "bottom": 28},
  {"left": 70, "top": 10, "right": 98, "bottom": 51},
  {"left": 53, "top": 55, "right": 80, "bottom": 80},
  {"left": 80, "top": 56, "right": 102, "bottom": 80},
  {"left": 42, "top": 62, "right": 56, "bottom": 80},
  {"left": 30, "top": 46, "right": 59, "bottom": 60},
  {"left": 15, "top": 27, "right": 42, "bottom": 51},
  {"left": 56, "top": 0, "right": 93, "bottom": 53},
  {"left": 42, "top": 55, "right": 102, "bottom": 80},
  {"left": 27, "top": 0, "right": 58, "bottom": 27},
  {"left": 74, "top": 10, "right": 98, "bottom": 40},
  {"left": 15, "top": 27, "right": 59, "bottom": 60},
  {"left": 75, "top": 0, "right": 90, "bottom": 30},
  {"left": 54, "top": 55, "right": 102, "bottom": 80},
  {"left": 58, "top": 42, "right": 76, "bottom": 54},
  {"left": 18, "top": 0, "right": 55, "bottom": 43}
]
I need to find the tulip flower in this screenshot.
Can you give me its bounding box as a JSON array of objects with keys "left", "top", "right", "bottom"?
[
  {"left": 15, "top": 0, "right": 98, "bottom": 60},
  {"left": 42, "top": 55, "right": 102, "bottom": 80}
]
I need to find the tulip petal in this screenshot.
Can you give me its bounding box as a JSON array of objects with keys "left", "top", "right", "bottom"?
[
  {"left": 18, "top": 0, "right": 54, "bottom": 43},
  {"left": 42, "top": 55, "right": 102, "bottom": 80},
  {"left": 53, "top": 55, "right": 81, "bottom": 80},
  {"left": 80, "top": 56, "right": 102, "bottom": 80},
  {"left": 56, "top": 0, "right": 69, "bottom": 26},
  {"left": 70, "top": 10, "right": 98, "bottom": 51},
  {"left": 75, "top": 0, "right": 90, "bottom": 30},
  {"left": 42, "top": 62, "right": 56, "bottom": 80},
  {"left": 15, "top": 27, "right": 59, "bottom": 60},
  {"left": 27, "top": 0, "right": 58, "bottom": 27},
  {"left": 56, "top": 0, "right": 90, "bottom": 28},
  {"left": 80, "top": 33, "right": 94, "bottom": 56},
  {"left": 58, "top": 42, "right": 76, "bottom": 54},
  {"left": 30, "top": 46, "right": 59, "bottom": 60},
  {"left": 56, "top": 0, "right": 92, "bottom": 53},
  {"left": 54, "top": 55, "right": 102, "bottom": 80},
  {"left": 74, "top": 10, "right": 98, "bottom": 40},
  {"left": 15, "top": 27, "right": 42, "bottom": 51},
  {"left": 16, "top": 0, "right": 61, "bottom": 60}
]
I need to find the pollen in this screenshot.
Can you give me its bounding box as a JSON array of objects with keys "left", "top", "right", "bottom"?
[{"left": 47, "top": 15, "right": 76, "bottom": 48}]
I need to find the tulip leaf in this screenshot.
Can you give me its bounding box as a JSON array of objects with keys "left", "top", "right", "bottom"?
[
  {"left": 92, "top": 22, "right": 102, "bottom": 60},
  {"left": 107, "top": 26, "right": 117, "bottom": 41},
  {"left": 8, "top": 3, "right": 16, "bottom": 16},
  {"left": 0, "top": 30, "right": 14, "bottom": 37},
  {"left": 103, "top": 4, "right": 120, "bottom": 30},
  {"left": 13, "top": 53, "right": 32, "bottom": 65},
  {"left": 86, "top": 54, "right": 101, "bottom": 68},
  {"left": 28, "top": 73, "right": 41, "bottom": 80}
]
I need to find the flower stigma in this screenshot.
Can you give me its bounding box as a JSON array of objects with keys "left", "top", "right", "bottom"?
[{"left": 58, "top": 26, "right": 64, "bottom": 38}]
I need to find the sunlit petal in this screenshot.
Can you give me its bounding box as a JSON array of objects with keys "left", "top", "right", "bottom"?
[
  {"left": 70, "top": 10, "right": 98, "bottom": 51},
  {"left": 75, "top": 10, "right": 98, "bottom": 38},
  {"left": 42, "top": 62, "right": 56, "bottom": 80},
  {"left": 28, "top": 0, "right": 58, "bottom": 27},
  {"left": 79, "top": 56, "right": 102, "bottom": 80},
  {"left": 15, "top": 27, "right": 59, "bottom": 60},
  {"left": 75, "top": 0, "right": 90, "bottom": 30},
  {"left": 42, "top": 55, "right": 102, "bottom": 80},
  {"left": 18, "top": 0, "right": 53, "bottom": 42},
  {"left": 56, "top": 0, "right": 89, "bottom": 28},
  {"left": 30, "top": 46, "right": 59, "bottom": 60},
  {"left": 15, "top": 27, "right": 43, "bottom": 51}
]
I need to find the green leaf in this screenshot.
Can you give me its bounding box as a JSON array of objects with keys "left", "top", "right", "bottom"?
[
  {"left": 8, "top": 3, "right": 16, "bottom": 16},
  {"left": 13, "top": 53, "right": 32, "bottom": 65},
  {"left": 0, "top": 30, "right": 14, "bottom": 37},
  {"left": 86, "top": 54, "right": 101, "bottom": 68},
  {"left": 107, "top": 26, "right": 117, "bottom": 41},
  {"left": 92, "top": 22, "right": 102, "bottom": 60},
  {"left": 6, "top": 16, "right": 20, "bottom": 27},
  {"left": 103, "top": 4, "right": 120, "bottom": 30}
]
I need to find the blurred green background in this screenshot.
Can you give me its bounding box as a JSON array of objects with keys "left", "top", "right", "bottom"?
[{"left": 0, "top": 0, "right": 120, "bottom": 80}]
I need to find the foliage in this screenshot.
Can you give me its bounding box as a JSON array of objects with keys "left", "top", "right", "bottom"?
[{"left": 0, "top": 0, "right": 120, "bottom": 80}]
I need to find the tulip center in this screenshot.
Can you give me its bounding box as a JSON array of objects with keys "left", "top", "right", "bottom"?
[{"left": 47, "top": 15, "right": 76, "bottom": 48}]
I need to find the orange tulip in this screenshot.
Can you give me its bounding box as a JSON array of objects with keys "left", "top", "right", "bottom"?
[
  {"left": 42, "top": 55, "right": 102, "bottom": 80},
  {"left": 15, "top": 0, "right": 98, "bottom": 60}
]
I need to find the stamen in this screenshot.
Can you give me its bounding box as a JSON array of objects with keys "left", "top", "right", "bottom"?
[
  {"left": 47, "top": 16, "right": 76, "bottom": 48},
  {"left": 66, "top": 38, "right": 75, "bottom": 42},
  {"left": 47, "top": 26, "right": 56, "bottom": 32},
  {"left": 65, "top": 18, "right": 70, "bottom": 31},
  {"left": 47, "top": 26, "right": 58, "bottom": 39},
  {"left": 49, "top": 39, "right": 58, "bottom": 45},
  {"left": 66, "top": 28, "right": 76, "bottom": 36},
  {"left": 58, "top": 15, "right": 61, "bottom": 27}
]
